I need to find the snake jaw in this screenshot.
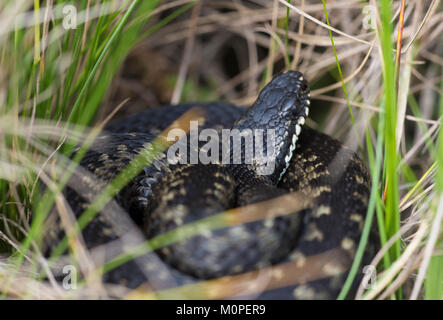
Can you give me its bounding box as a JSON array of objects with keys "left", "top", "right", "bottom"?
[
  {"left": 280, "top": 128, "right": 299, "bottom": 181},
  {"left": 279, "top": 98, "right": 308, "bottom": 181},
  {"left": 277, "top": 88, "right": 309, "bottom": 181}
]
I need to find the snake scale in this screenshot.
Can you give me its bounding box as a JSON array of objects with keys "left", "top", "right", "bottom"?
[{"left": 43, "top": 71, "right": 375, "bottom": 299}]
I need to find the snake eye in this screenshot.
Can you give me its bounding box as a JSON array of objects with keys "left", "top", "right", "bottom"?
[{"left": 281, "top": 96, "right": 296, "bottom": 113}]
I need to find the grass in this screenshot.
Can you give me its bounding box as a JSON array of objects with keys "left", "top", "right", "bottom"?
[{"left": 1, "top": 0, "right": 443, "bottom": 299}]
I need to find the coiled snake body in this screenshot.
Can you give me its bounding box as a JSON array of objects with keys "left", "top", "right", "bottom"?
[{"left": 45, "top": 71, "right": 373, "bottom": 299}]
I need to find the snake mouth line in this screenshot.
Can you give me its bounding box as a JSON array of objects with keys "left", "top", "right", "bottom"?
[
  {"left": 279, "top": 103, "right": 309, "bottom": 181},
  {"left": 281, "top": 130, "right": 298, "bottom": 181}
]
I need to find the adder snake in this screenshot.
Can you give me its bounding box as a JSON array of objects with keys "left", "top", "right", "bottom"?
[{"left": 44, "top": 71, "right": 374, "bottom": 299}]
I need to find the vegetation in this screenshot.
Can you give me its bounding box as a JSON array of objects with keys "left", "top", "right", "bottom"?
[{"left": 0, "top": 0, "right": 442, "bottom": 299}]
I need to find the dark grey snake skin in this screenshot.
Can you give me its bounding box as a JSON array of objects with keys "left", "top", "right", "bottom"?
[{"left": 43, "top": 71, "right": 375, "bottom": 299}]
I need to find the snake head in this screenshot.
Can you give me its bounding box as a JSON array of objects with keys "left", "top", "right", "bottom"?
[{"left": 231, "top": 70, "right": 310, "bottom": 183}]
